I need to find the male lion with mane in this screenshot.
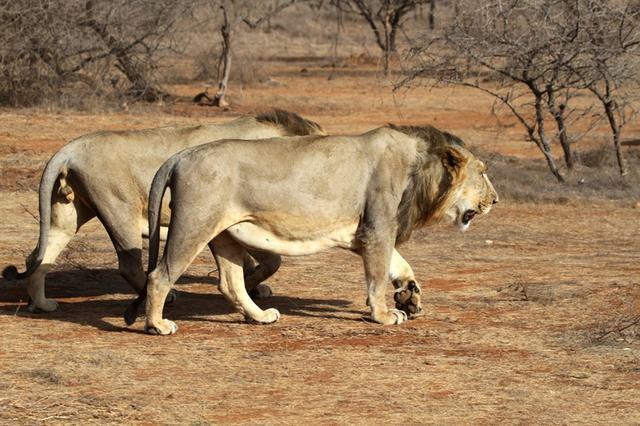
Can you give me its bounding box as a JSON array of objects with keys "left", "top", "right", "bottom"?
[
  {"left": 134, "top": 124, "right": 498, "bottom": 335},
  {"left": 3, "top": 110, "right": 325, "bottom": 313}
]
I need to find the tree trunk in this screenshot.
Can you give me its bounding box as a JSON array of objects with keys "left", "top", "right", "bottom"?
[
  {"left": 382, "top": 18, "right": 392, "bottom": 76},
  {"left": 589, "top": 81, "right": 629, "bottom": 177},
  {"left": 613, "top": 128, "right": 628, "bottom": 177},
  {"left": 428, "top": 0, "right": 435, "bottom": 30},
  {"left": 546, "top": 89, "right": 573, "bottom": 169},
  {"left": 382, "top": 46, "right": 391, "bottom": 76},
  {"left": 213, "top": 5, "right": 232, "bottom": 108},
  {"left": 534, "top": 94, "right": 565, "bottom": 182},
  {"left": 603, "top": 100, "right": 629, "bottom": 176}
]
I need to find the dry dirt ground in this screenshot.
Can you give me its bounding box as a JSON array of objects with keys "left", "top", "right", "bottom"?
[{"left": 1, "top": 62, "right": 639, "bottom": 424}]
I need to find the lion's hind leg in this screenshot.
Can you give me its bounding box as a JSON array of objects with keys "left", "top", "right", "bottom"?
[
  {"left": 211, "top": 234, "right": 280, "bottom": 324},
  {"left": 144, "top": 264, "right": 178, "bottom": 335},
  {"left": 144, "top": 220, "right": 221, "bottom": 335},
  {"left": 27, "top": 198, "right": 94, "bottom": 312}
]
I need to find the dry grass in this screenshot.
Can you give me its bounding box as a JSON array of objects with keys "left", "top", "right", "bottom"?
[{"left": 1, "top": 195, "right": 639, "bottom": 423}]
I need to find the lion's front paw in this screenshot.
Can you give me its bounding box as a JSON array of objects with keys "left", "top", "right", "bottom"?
[
  {"left": 247, "top": 308, "right": 280, "bottom": 324},
  {"left": 249, "top": 284, "right": 273, "bottom": 299},
  {"left": 28, "top": 298, "right": 59, "bottom": 313},
  {"left": 393, "top": 280, "right": 422, "bottom": 318},
  {"left": 372, "top": 308, "right": 408, "bottom": 325},
  {"left": 144, "top": 319, "right": 178, "bottom": 335}
]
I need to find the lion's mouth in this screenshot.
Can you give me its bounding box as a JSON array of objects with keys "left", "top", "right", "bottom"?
[{"left": 462, "top": 209, "right": 477, "bottom": 225}]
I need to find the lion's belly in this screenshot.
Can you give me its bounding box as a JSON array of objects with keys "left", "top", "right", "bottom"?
[{"left": 226, "top": 221, "right": 358, "bottom": 256}]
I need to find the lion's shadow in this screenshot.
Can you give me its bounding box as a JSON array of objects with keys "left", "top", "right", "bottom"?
[{"left": 0, "top": 268, "right": 361, "bottom": 332}]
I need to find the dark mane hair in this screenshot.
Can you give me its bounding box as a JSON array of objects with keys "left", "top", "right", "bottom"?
[
  {"left": 387, "top": 124, "right": 466, "bottom": 150},
  {"left": 389, "top": 124, "right": 469, "bottom": 244},
  {"left": 255, "top": 109, "right": 326, "bottom": 136}
]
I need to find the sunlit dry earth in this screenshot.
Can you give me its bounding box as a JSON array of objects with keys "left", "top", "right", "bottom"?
[{"left": 1, "top": 63, "right": 639, "bottom": 424}]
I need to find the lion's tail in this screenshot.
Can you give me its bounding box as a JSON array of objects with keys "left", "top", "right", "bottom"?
[
  {"left": 2, "top": 153, "right": 70, "bottom": 281},
  {"left": 124, "top": 156, "right": 175, "bottom": 326},
  {"left": 147, "top": 158, "right": 175, "bottom": 275}
]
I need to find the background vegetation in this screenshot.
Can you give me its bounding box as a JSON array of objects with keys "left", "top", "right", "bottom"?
[{"left": 1, "top": 0, "right": 638, "bottom": 190}]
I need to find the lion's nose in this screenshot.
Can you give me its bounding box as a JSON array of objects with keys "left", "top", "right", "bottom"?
[
  {"left": 493, "top": 199, "right": 498, "bottom": 204},
  {"left": 492, "top": 193, "right": 499, "bottom": 204}
]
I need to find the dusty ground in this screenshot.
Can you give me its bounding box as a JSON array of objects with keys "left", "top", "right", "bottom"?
[{"left": 1, "top": 62, "right": 639, "bottom": 424}]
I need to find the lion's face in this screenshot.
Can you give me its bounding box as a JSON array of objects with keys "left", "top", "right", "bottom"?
[{"left": 443, "top": 149, "right": 499, "bottom": 231}]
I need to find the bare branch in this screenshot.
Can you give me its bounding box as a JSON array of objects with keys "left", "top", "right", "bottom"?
[{"left": 240, "top": 0, "right": 297, "bottom": 29}]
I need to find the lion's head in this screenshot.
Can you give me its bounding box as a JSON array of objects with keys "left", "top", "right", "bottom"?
[
  {"left": 391, "top": 125, "right": 499, "bottom": 242},
  {"left": 440, "top": 146, "right": 498, "bottom": 231}
]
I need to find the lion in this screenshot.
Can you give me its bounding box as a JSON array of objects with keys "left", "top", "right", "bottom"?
[
  {"left": 2, "top": 110, "right": 327, "bottom": 313},
  {"left": 133, "top": 124, "right": 499, "bottom": 335}
]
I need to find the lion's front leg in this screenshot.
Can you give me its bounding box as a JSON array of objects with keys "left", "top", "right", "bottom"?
[
  {"left": 243, "top": 249, "right": 281, "bottom": 299},
  {"left": 211, "top": 235, "right": 280, "bottom": 324},
  {"left": 361, "top": 242, "right": 408, "bottom": 326},
  {"left": 363, "top": 249, "right": 422, "bottom": 318}
]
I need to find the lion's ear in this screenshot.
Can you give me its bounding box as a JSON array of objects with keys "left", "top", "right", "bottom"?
[{"left": 440, "top": 146, "right": 467, "bottom": 173}]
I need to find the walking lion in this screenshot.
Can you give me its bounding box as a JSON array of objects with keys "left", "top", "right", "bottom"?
[
  {"left": 3, "top": 110, "right": 325, "bottom": 312},
  {"left": 134, "top": 124, "right": 498, "bottom": 335}
]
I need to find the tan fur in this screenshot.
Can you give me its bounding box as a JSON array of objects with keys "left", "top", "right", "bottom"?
[
  {"left": 4, "top": 110, "right": 325, "bottom": 314},
  {"left": 141, "top": 125, "right": 499, "bottom": 335}
]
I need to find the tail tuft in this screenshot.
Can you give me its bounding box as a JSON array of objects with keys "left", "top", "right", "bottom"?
[{"left": 2, "top": 265, "right": 18, "bottom": 280}]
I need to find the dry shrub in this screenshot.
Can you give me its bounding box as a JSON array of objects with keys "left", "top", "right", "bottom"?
[
  {"left": 0, "top": 0, "right": 189, "bottom": 108},
  {"left": 592, "top": 313, "right": 640, "bottom": 345},
  {"left": 193, "top": 47, "right": 222, "bottom": 82},
  {"left": 231, "top": 54, "right": 270, "bottom": 86},
  {"left": 589, "top": 291, "right": 640, "bottom": 346},
  {"left": 28, "top": 369, "right": 63, "bottom": 385},
  {"left": 475, "top": 145, "right": 640, "bottom": 203},
  {"left": 192, "top": 45, "right": 270, "bottom": 87},
  {"left": 578, "top": 144, "right": 640, "bottom": 169}
]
